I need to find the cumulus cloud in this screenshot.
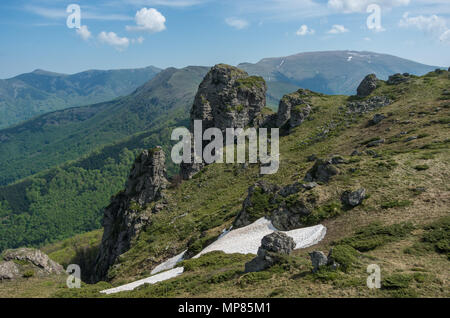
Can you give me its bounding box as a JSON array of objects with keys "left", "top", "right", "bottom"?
[
  {"left": 327, "top": 24, "right": 349, "bottom": 34},
  {"left": 296, "top": 24, "right": 315, "bottom": 36},
  {"left": 98, "top": 31, "right": 130, "bottom": 50},
  {"left": 328, "top": 0, "right": 410, "bottom": 13},
  {"left": 126, "top": 8, "right": 166, "bottom": 33},
  {"left": 225, "top": 17, "right": 249, "bottom": 30},
  {"left": 399, "top": 12, "right": 450, "bottom": 44},
  {"left": 76, "top": 25, "right": 92, "bottom": 41}
]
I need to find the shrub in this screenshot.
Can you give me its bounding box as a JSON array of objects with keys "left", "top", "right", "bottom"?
[
  {"left": 23, "top": 270, "right": 35, "bottom": 278},
  {"left": 382, "top": 273, "right": 412, "bottom": 289},
  {"left": 330, "top": 244, "right": 359, "bottom": 272},
  {"left": 414, "top": 165, "right": 430, "bottom": 171},
  {"left": 336, "top": 222, "right": 414, "bottom": 252},
  {"left": 238, "top": 271, "right": 272, "bottom": 287}
]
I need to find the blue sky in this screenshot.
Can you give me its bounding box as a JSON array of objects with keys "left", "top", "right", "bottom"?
[{"left": 1, "top": 0, "right": 449, "bottom": 78}]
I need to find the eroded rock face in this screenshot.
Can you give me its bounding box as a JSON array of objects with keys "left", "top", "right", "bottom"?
[
  {"left": 181, "top": 64, "right": 267, "bottom": 180},
  {"left": 357, "top": 74, "right": 378, "bottom": 97},
  {"left": 387, "top": 73, "right": 411, "bottom": 85},
  {"left": 245, "top": 232, "right": 295, "bottom": 273},
  {"left": 276, "top": 89, "right": 312, "bottom": 128},
  {"left": 346, "top": 96, "right": 392, "bottom": 114},
  {"left": 92, "top": 147, "right": 168, "bottom": 282},
  {"left": 0, "top": 261, "right": 21, "bottom": 280}
]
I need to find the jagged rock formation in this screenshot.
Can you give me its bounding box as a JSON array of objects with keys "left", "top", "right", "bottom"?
[
  {"left": 309, "top": 249, "right": 340, "bottom": 272},
  {"left": 245, "top": 232, "right": 295, "bottom": 272},
  {"left": 181, "top": 64, "right": 267, "bottom": 180},
  {"left": 276, "top": 89, "right": 312, "bottom": 128},
  {"left": 0, "top": 248, "right": 64, "bottom": 280},
  {"left": 357, "top": 74, "right": 378, "bottom": 97},
  {"left": 92, "top": 147, "right": 168, "bottom": 282}
]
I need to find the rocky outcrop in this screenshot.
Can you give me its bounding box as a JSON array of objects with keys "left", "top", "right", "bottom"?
[
  {"left": 341, "top": 188, "right": 366, "bottom": 207},
  {"left": 276, "top": 89, "right": 312, "bottom": 128},
  {"left": 387, "top": 73, "right": 411, "bottom": 85},
  {"left": 0, "top": 248, "right": 64, "bottom": 280},
  {"left": 245, "top": 232, "right": 295, "bottom": 272},
  {"left": 233, "top": 180, "right": 317, "bottom": 231},
  {"left": 181, "top": 64, "right": 267, "bottom": 180},
  {"left": 92, "top": 147, "right": 168, "bottom": 282},
  {"left": 357, "top": 74, "right": 378, "bottom": 97}
]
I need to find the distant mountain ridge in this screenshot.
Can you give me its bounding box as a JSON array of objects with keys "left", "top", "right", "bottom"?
[
  {"left": 0, "top": 66, "right": 161, "bottom": 129},
  {"left": 238, "top": 50, "right": 438, "bottom": 104}
]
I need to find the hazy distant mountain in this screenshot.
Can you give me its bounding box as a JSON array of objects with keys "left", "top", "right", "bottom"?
[
  {"left": 0, "top": 66, "right": 208, "bottom": 185},
  {"left": 0, "top": 66, "right": 161, "bottom": 129},
  {"left": 239, "top": 50, "right": 437, "bottom": 106}
]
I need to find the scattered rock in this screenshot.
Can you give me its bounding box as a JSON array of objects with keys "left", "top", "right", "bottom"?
[
  {"left": 347, "top": 96, "right": 392, "bottom": 114},
  {"left": 245, "top": 232, "right": 295, "bottom": 272},
  {"left": 302, "top": 182, "right": 318, "bottom": 190},
  {"left": 309, "top": 251, "right": 328, "bottom": 273},
  {"left": 405, "top": 136, "right": 418, "bottom": 142},
  {"left": 331, "top": 155, "right": 346, "bottom": 165},
  {"left": 351, "top": 150, "right": 362, "bottom": 156},
  {"left": 304, "top": 159, "right": 339, "bottom": 183},
  {"left": 366, "top": 139, "right": 385, "bottom": 147},
  {"left": 341, "top": 188, "right": 366, "bottom": 207},
  {"left": 307, "top": 154, "right": 318, "bottom": 162},
  {"left": 369, "top": 114, "right": 386, "bottom": 126},
  {"left": 357, "top": 74, "right": 378, "bottom": 97}
]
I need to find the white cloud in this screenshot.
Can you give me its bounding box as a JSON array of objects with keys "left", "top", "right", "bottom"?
[
  {"left": 327, "top": 24, "right": 349, "bottom": 34},
  {"left": 25, "top": 5, "right": 132, "bottom": 21},
  {"left": 399, "top": 12, "right": 450, "bottom": 44},
  {"left": 76, "top": 25, "right": 92, "bottom": 41},
  {"left": 126, "top": 8, "right": 166, "bottom": 33},
  {"left": 328, "top": 0, "right": 410, "bottom": 13},
  {"left": 225, "top": 17, "right": 249, "bottom": 30},
  {"left": 98, "top": 31, "right": 130, "bottom": 50},
  {"left": 131, "top": 36, "right": 145, "bottom": 44},
  {"left": 296, "top": 24, "right": 315, "bottom": 36},
  {"left": 124, "top": 0, "right": 205, "bottom": 7}
]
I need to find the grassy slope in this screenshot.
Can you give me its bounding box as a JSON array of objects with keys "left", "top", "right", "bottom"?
[{"left": 2, "top": 70, "right": 449, "bottom": 298}]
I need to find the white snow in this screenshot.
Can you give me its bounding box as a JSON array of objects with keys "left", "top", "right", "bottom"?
[
  {"left": 151, "top": 250, "right": 187, "bottom": 275},
  {"left": 100, "top": 218, "right": 326, "bottom": 295},
  {"left": 100, "top": 267, "right": 184, "bottom": 295},
  {"left": 194, "top": 218, "right": 326, "bottom": 258},
  {"left": 347, "top": 56, "right": 353, "bottom": 62}
]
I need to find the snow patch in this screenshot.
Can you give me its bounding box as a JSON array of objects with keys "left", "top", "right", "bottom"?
[
  {"left": 151, "top": 250, "right": 186, "bottom": 275},
  {"left": 100, "top": 267, "right": 184, "bottom": 295}
]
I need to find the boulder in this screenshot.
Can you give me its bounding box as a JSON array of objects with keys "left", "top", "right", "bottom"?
[
  {"left": 369, "top": 114, "right": 386, "bottom": 126},
  {"left": 341, "top": 188, "right": 366, "bottom": 207},
  {"left": 366, "top": 139, "right": 385, "bottom": 147},
  {"left": 347, "top": 96, "right": 391, "bottom": 114},
  {"left": 309, "top": 251, "right": 328, "bottom": 273},
  {"left": 304, "top": 159, "right": 339, "bottom": 183},
  {"left": 357, "top": 74, "right": 378, "bottom": 97},
  {"left": 245, "top": 232, "right": 295, "bottom": 272}
]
